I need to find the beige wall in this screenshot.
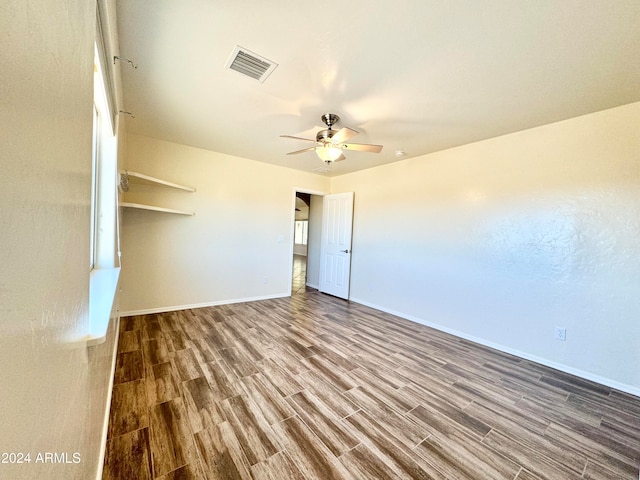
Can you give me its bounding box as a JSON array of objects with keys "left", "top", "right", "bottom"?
[
  {"left": 119, "top": 134, "right": 330, "bottom": 314},
  {"left": 0, "top": 1, "right": 120, "bottom": 478},
  {"left": 332, "top": 102, "right": 640, "bottom": 394}
]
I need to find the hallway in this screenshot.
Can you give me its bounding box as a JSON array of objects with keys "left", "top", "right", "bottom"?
[{"left": 291, "top": 254, "right": 307, "bottom": 295}]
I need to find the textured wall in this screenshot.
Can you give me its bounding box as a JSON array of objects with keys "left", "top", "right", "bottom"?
[
  {"left": 332, "top": 103, "right": 640, "bottom": 394},
  {"left": 0, "top": 1, "right": 119, "bottom": 478},
  {"left": 119, "top": 134, "right": 330, "bottom": 314}
]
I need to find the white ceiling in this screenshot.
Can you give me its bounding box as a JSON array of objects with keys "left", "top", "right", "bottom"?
[{"left": 115, "top": 0, "right": 640, "bottom": 176}]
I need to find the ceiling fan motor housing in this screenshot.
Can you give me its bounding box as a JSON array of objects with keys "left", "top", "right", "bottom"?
[
  {"left": 316, "top": 129, "right": 336, "bottom": 143},
  {"left": 317, "top": 113, "right": 341, "bottom": 143}
]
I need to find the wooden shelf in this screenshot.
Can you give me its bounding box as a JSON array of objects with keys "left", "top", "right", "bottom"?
[
  {"left": 121, "top": 170, "right": 195, "bottom": 192},
  {"left": 119, "top": 170, "right": 195, "bottom": 216},
  {"left": 121, "top": 202, "right": 194, "bottom": 216}
]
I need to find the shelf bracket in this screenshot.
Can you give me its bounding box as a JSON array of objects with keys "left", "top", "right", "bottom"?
[
  {"left": 119, "top": 171, "right": 130, "bottom": 192},
  {"left": 113, "top": 55, "right": 138, "bottom": 69}
]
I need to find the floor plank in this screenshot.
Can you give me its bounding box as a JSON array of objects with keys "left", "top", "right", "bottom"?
[
  {"left": 219, "top": 394, "right": 280, "bottom": 465},
  {"left": 148, "top": 398, "right": 199, "bottom": 477},
  {"left": 193, "top": 423, "right": 252, "bottom": 480},
  {"left": 103, "top": 427, "right": 153, "bottom": 480},
  {"left": 270, "top": 416, "right": 356, "bottom": 480},
  {"left": 344, "top": 409, "right": 445, "bottom": 480},
  {"left": 108, "top": 379, "right": 148, "bottom": 437},
  {"left": 182, "top": 376, "right": 226, "bottom": 433},
  {"left": 287, "top": 390, "right": 360, "bottom": 456}
]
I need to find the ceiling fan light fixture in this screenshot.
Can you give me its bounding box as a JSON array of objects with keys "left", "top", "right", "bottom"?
[
  {"left": 282, "top": 113, "right": 382, "bottom": 164},
  {"left": 316, "top": 144, "right": 343, "bottom": 162}
]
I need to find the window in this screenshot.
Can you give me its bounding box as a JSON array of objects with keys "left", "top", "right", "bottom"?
[
  {"left": 294, "top": 220, "right": 308, "bottom": 245},
  {"left": 91, "top": 39, "right": 117, "bottom": 270},
  {"left": 88, "top": 2, "right": 122, "bottom": 345}
]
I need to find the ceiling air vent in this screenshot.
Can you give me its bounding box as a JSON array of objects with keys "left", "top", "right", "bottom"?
[{"left": 225, "top": 45, "right": 277, "bottom": 83}]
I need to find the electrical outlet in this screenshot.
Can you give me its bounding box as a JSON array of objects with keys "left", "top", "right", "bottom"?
[{"left": 555, "top": 326, "right": 567, "bottom": 341}]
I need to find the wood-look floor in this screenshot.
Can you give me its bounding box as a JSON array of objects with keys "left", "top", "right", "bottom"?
[{"left": 103, "top": 291, "right": 640, "bottom": 479}]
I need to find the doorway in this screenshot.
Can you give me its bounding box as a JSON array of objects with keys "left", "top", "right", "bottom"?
[
  {"left": 292, "top": 192, "right": 310, "bottom": 295},
  {"left": 290, "top": 190, "right": 324, "bottom": 295}
]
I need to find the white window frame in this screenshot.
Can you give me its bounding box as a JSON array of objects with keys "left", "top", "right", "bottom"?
[{"left": 90, "top": 104, "right": 100, "bottom": 270}]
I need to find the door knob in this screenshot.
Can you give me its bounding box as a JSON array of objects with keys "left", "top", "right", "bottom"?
[{"left": 341, "top": 249, "right": 350, "bottom": 253}]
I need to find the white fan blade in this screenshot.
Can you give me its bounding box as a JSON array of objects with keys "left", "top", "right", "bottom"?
[
  {"left": 331, "top": 127, "right": 358, "bottom": 144},
  {"left": 281, "top": 135, "right": 316, "bottom": 142},
  {"left": 342, "top": 143, "right": 383, "bottom": 153},
  {"left": 286, "top": 147, "right": 316, "bottom": 155}
]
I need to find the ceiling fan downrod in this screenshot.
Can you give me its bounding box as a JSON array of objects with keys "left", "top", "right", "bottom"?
[{"left": 321, "top": 113, "right": 340, "bottom": 130}]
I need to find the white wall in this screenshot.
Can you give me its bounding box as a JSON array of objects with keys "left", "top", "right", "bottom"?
[
  {"left": 332, "top": 102, "right": 640, "bottom": 395},
  {"left": 0, "top": 1, "right": 120, "bottom": 478},
  {"left": 119, "top": 134, "right": 330, "bottom": 314}
]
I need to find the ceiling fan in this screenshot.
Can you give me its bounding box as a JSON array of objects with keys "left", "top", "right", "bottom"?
[{"left": 281, "top": 113, "right": 383, "bottom": 163}]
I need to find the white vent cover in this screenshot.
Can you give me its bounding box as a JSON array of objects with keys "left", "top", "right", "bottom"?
[{"left": 225, "top": 45, "right": 277, "bottom": 83}]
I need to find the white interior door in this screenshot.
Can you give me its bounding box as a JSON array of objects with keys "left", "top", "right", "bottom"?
[{"left": 319, "top": 192, "right": 354, "bottom": 299}]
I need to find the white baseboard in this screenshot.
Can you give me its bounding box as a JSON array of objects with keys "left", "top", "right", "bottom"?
[
  {"left": 119, "top": 292, "right": 290, "bottom": 317},
  {"left": 350, "top": 296, "right": 640, "bottom": 398},
  {"left": 94, "top": 316, "right": 120, "bottom": 480}
]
